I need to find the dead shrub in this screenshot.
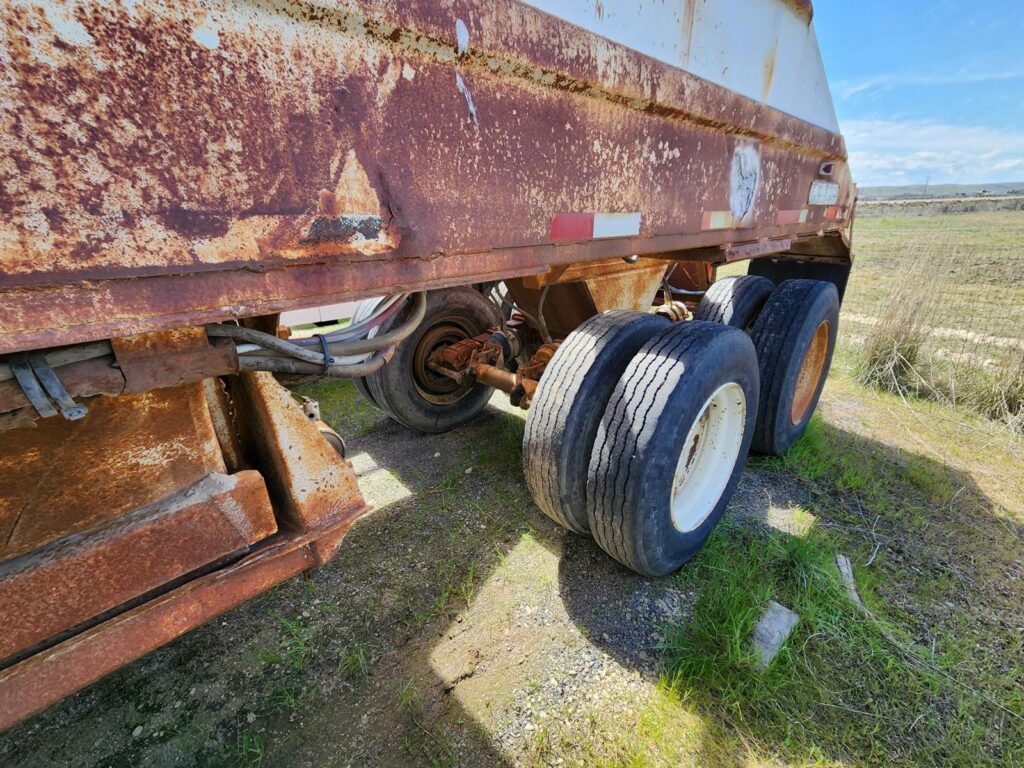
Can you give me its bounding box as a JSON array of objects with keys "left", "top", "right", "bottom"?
[{"left": 855, "top": 243, "right": 1024, "bottom": 435}]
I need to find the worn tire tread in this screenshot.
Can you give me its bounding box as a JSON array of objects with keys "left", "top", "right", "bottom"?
[{"left": 524, "top": 310, "right": 667, "bottom": 533}]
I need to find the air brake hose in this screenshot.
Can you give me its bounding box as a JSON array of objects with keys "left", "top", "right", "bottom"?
[{"left": 206, "top": 292, "right": 426, "bottom": 365}]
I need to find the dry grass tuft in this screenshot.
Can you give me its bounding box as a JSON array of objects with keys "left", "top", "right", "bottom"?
[{"left": 855, "top": 240, "right": 1024, "bottom": 435}]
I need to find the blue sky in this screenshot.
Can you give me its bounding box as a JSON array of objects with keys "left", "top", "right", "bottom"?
[{"left": 815, "top": 1, "right": 1024, "bottom": 186}]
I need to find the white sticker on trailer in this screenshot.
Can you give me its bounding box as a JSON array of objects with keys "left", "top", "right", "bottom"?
[
  {"left": 808, "top": 180, "right": 840, "bottom": 206},
  {"left": 592, "top": 212, "right": 642, "bottom": 239}
]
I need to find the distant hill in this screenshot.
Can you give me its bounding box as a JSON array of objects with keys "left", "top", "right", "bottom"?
[{"left": 859, "top": 182, "right": 1024, "bottom": 201}]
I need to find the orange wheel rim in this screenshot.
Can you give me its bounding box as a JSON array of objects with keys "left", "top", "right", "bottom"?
[{"left": 790, "top": 320, "right": 830, "bottom": 425}]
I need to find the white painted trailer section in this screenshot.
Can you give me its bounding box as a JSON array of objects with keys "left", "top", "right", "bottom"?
[{"left": 522, "top": 0, "right": 840, "bottom": 133}]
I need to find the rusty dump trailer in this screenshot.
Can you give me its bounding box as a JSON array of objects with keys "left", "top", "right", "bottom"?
[{"left": 0, "top": 0, "right": 854, "bottom": 728}]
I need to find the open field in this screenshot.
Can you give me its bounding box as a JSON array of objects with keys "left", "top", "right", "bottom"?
[
  {"left": 726, "top": 209, "right": 1024, "bottom": 431},
  {"left": 840, "top": 210, "right": 1024, "bottom": 433},
  {"left": 1, "top": 365, "right": 1021, "bottom": 766},
  {"left": 843, "top": 210, "right": 1024, "bottom": 341}
]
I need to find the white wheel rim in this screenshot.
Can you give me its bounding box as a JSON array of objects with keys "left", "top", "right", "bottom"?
[{"left": 670, "top": 382, "right": 746, "bottom": 533}]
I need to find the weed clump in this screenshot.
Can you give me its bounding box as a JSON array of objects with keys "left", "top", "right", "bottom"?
[
  {"left": 856, "top": 243, "right": 1024, "bottom": 435},
  {"left": 857, "top": 248, "right": 943, "bottom": 395}
]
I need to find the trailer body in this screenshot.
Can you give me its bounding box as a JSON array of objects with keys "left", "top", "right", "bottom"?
[{"left": 0, "top": 0, "right": 853, "bottom": 729}]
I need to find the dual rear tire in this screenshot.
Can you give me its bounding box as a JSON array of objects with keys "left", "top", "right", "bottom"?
[
  {"left": 525, "top": 278, "right": 839, "bottom": 577},
  {"left": 525, "top": 314, "right": 759, "bottom": 577}
]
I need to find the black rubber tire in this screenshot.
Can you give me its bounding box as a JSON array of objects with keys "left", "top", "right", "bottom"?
[
  {"left": 693, "top": 275, "right": 775, "bottom": 330},
  {"left": 524, "top": 310, "right": 669, "bottom": 533},
  {"left": 353, "top": 371, "right": 379, "bottom": 408},
  {"left": 365, "top": 287, "right": 500, "bottom": 433},
  {"left": 351, "top": 298, "right": 392, "bottom": 409},
  {"left": 750, "top": 279, "right": 840, "bottom": 456},
  {"left": 587, "top": 322, "right": 759, "bottom": 577}
]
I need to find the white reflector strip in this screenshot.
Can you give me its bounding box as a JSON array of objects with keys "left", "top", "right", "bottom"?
[
  {"left": 702, "top": 211, "right": 736, "bottom": 230},
  {"left": 591, "top": 212, "right": 642, "bottom": 239}
]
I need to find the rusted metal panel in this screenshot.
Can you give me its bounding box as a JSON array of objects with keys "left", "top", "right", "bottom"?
[
  {"left": 508, "top": 258, "right": 665, "bottom": 337},
  {"left": 203, "top": 377, "right": 246, "bottom": 473},
  {"left": 0, "top": 470, "right": 276, "bottom": 664},
  {"left": 0, "top": 0, "right": 852, "bottom": 355},
  {"left": 578, "top": 263, "right": 667, "bottom": 314},
  {"left": 231, "top": 372, "right": 367, "bottom": 532},
  {"left": 0, "top": 516, "right": 365, "bottom": 732},
  {"left": 111, "top": 327, "right": 238, "bottom": 393},
  {"left": 0, "top": 382, "right": 226, "bottom": 561},
  {"left": 0, "top": 368, "right": 371, "bottom": 729}
]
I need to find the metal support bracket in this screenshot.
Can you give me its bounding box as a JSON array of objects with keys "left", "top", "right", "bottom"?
[
  {"left": 9, "top": 355, "right": 58, "bottom": 418},
  {"left": 9, "top": 353, "right": 89, "bottom": 420}
]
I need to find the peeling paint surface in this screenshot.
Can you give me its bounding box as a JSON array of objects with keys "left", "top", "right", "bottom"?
[
  {"left": 454, "top": 71, "right": 479, "bottom": 129},
  {"left": 0, "top": 0, "right": 852, "bottom": 354}
]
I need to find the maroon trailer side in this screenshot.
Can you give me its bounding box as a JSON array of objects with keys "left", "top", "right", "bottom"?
[{"left": 0, "top": 0, "right": 853, "bottom": 729}]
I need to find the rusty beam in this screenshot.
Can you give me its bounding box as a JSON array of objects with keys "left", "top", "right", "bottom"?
[
  {"left": 0, "top": 517, "right": 365, "bottom": 732},
  {"left": 0, "top": 331, "right": 238, "bottom": 418},
  {"left": 0, "top": 471, "right": 276, "bottom": 664},
  {"left": 229, "top": 373, "right": 367, "bottom": 531}
]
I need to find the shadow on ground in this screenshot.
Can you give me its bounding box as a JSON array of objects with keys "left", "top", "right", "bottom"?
[{"left": 1, "top": 381, "right": 1020, "bottom": 766}]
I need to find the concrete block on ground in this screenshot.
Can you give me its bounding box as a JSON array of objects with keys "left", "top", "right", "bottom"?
[{"left": 751, "top": 600, "right": 800, "bottom": 669}]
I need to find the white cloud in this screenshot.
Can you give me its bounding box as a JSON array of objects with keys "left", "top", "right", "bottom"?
[
  {"left": 841, "top": 118, "right": 1024, "bottom": 186},
  {"left": 835, "top": 70, "right": 1024, "bottom": 99}
]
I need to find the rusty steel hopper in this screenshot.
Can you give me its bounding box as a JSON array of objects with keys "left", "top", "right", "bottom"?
[{"left": 0, "top": 0, "right": 854, "bottom": 729}]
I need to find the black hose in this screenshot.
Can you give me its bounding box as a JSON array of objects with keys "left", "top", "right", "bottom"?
[
  {"left": 208, "top": 292, "right": 427, "bottom": 364},
  {"left": 207, "top": 325, "right": 329, "bottom": 365},
  {"left": 536, "top": 285, "right": 553, "bottom": 344},
  {"left": 238, "top": 347, "right": 394, "bottom": 378}
]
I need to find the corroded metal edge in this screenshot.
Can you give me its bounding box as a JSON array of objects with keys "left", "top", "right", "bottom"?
[{"left": 0, "top": 513, "right": 368, "bottom": 733}]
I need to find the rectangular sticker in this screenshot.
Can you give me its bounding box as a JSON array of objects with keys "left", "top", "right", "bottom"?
[
  {"left": 808, "top": 180, "right": 840, "bottom": 206},
  {"left": 549, "top": 213, "right": 594, "bottom": 241},
  {"left": 776, "top": 209, "right": 809, "bottom": 226},
  {"left": 550, "top": 212, "right": 641, "bottom": 241},
  {"left": 701, "top": 211, "right": 736, "bottom": 230},
  {"left": 592, "top": 212, "right": 642, "bottom": 239}
]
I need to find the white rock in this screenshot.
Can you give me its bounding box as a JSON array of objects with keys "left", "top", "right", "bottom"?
[
  {"left": 751, "top": 600, "right": 799, "bottom": 669},
  {"left": 131, "top": 726, "right": 143, "bottom": 739}
]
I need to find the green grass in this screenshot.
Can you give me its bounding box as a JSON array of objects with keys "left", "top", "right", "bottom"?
[
  {"left": 277, "top": 616, "right": 314, "bottom": 670},
  {"left": 654, "top": 398, "right": 1022, "bottom": 765},
  {"left": 297, "top": 378, "right": 380, "bottom": 438},
  {"left": 662, "top": 522, "right": 953, "bottom": 765},
  {"left": 338, "top": 642, "right": 369, "bottom": 680},
  {"left": 397, "top": 677, "right": 421, "bottom": 714},
  {"left": 235, "top": 729, "right": 264, "bottom": 766}
]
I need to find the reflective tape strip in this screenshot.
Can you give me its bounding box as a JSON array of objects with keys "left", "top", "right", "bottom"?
[
  {"left": 550, "top": 212, "right": 641, "bottom": 241},
  {"left": 775, "top": 209, "right": 809, "bottom": 226},
  {"left": 592, "top": 212, "right": 641, "bottom": 238},
  {"left": 701, "top": 211, "right": 736, "bottom": 230}
]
